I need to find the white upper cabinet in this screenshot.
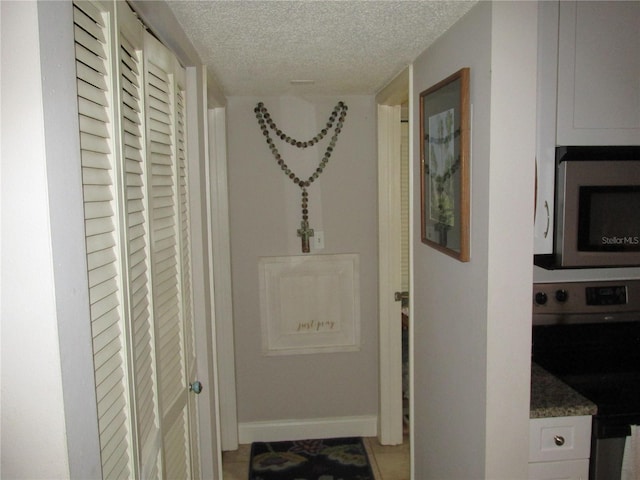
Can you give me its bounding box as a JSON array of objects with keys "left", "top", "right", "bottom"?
[
  {"left": 535, "top": 1, "right": 640, "bottom": 254},
  {"left": 556, "top": 1, "right": 640, "bottom": 146},
  {"left": 535, "top": 1, "right": 560, "bottom": 254}
]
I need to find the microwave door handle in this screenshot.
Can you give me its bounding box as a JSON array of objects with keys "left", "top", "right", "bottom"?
[{"left": 544, "top": 201, "right": 550, "bottom": 239}]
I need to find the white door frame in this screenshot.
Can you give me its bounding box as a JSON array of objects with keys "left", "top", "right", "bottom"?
[
  {"left": 376, "top": 68, "right": 410, "bottom": 446},
  {"left": 207, "top": 107, "right": 239, "bottom": 451}
]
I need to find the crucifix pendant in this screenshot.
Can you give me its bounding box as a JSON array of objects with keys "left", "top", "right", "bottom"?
[{"left": 297, "top": 220, "right": 314, "bottom": 253}]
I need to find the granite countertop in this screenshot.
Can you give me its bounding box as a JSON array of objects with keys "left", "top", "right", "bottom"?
[{"left": 530, "top": 363, "right": 597, "bottom": 419}]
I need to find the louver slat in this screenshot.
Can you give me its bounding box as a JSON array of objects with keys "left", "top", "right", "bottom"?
[
  {"left": 76, "top": 42, "right": 108, "bottom": 75},
  {"left": 77, "top": 80, "right": 109, "bottom": 108},
  {"left": 73, "top": 2, "right": 105, "bottom": 41}
]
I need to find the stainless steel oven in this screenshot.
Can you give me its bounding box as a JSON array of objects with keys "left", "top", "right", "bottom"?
[{"left": 532, "top": 280, "right": 640, "bottom": 480}]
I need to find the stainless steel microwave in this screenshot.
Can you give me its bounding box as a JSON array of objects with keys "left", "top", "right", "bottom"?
[{"left": 536, "top": 146, "right": 640, "bottom": 269}]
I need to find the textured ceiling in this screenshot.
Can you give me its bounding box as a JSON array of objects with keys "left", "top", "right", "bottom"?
[{"left": 167, "top": 1, "right": 477, "bottom": 96}]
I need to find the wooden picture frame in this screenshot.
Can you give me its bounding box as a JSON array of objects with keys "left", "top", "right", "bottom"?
[{"left": 420, "top": 67, "right": 470, "bottom": 261}]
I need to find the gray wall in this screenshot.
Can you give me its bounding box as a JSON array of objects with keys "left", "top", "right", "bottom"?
[
  {"left": 1, "top": 2, "right": 100, "bottom": 477},
  {"left": 226, "top": 96, "right": 379, "bottom": 424},
  {"left": 411, "top": 2, "right": 537, "bottom": 478}
]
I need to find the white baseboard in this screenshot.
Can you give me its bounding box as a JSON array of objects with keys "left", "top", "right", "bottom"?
[{"left": 238, "top": 415, "right": 378, "bottom": 444}]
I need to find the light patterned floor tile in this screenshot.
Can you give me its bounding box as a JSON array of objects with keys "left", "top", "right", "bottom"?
[{"left": 222, "top": 459, "right": 248, "bottom": 480}]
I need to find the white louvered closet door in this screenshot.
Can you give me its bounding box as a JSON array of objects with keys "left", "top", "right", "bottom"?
[
  {"left": 74, "top": 2, "right": 135, "bottom": 477},
  {"left": 144, "top": 32, "right": 199, "bottom": 480},
  {"left": 74, "top": 1, "right": 200, "bottom": 478},
  {"left": 177, "top": 75, "right": 202, "bottom": 480},
  {"left": 117, "top": 6, "right": 164, "bottom": 479}
]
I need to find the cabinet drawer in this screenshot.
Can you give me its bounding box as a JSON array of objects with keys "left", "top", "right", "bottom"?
[
  {"left": 529, "top": 459, "right": 589, "bottom": 480},
  {"left": 529, "top": 416, "right": 591, "bottom": 462}
]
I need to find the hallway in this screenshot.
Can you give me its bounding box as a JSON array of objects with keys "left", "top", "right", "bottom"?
[{"left": 222, "top": 436, "right": 410, "bottom": 480}]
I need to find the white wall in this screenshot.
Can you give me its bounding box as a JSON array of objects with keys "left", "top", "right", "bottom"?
[
  {"left": 411, "top": 2, "right": 536, "bottom": 478},
  {"left": 485, "top": 3, "right": 537, "bottom": 476},
  {"left": 1, "top": 4, "right": 68, "bottom": 476},
  {"left": 227, "top": 96, "right": 379, "bottom": 432}
]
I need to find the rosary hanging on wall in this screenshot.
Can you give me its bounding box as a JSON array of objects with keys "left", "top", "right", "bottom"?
[{"left": 254, "top": 100, "right": 348, "bottom": 253}]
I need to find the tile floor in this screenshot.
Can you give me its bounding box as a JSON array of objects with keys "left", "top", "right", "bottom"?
[{"left": 222, "top": 436, "right": 410, "bottom": 480}]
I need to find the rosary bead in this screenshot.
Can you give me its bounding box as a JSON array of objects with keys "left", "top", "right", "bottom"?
[{"left": 255, "top": 101, "right": 347, "bottom": 246}]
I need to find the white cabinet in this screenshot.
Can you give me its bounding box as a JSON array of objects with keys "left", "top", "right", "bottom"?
[
  {"left": 556, "top": 1, "right": 640, "bottom": 146},
  {"left": 534, "top": 1, "right": 560, "bottom": 254},
  {"left": 529, "top": 415, "right": 592, "bottom": 480}
]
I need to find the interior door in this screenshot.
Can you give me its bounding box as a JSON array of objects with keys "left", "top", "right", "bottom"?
[
  {"left": 376, "top": 69, "right": 411, "bottom": 446},
  {"left": 117, "top": 7, "right": 164, "bottom": 478},
  {"left": 144, "top": 31, "right": 199, "bottom": 479},
  {"left": 74, "top": 1, "right": 136, "bottom": 475},
  {"left": 377, "top": 103, "right": 404, "bottom": 445}
]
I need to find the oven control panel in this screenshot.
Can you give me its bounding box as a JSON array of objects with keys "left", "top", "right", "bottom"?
[
  {"left": 532, "top": 280, "right": 640, "bottom": 324},
  {"left": 586, "top": 285, "right": 627, "bottom": 306}
]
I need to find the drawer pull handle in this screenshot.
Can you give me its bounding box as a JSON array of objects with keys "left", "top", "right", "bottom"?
[{"left": 554, "top": 435, "right": 565, "bottom": 446}]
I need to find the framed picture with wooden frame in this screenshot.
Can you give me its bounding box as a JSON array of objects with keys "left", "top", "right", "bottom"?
[{"left": 419, "top": 67, "right": 470, "bottom": 262}]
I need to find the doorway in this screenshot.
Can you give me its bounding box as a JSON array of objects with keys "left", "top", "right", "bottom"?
[{"left": 376, "top": 67, "right": 411, "bottom": 448}]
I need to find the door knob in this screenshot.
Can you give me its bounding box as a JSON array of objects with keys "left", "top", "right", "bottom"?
[
  {"left": 189, "top": 380, "right": 203, "bottom": 394},
  {"left": 394, "top": 291, "right": 409, "bottom": 302}
]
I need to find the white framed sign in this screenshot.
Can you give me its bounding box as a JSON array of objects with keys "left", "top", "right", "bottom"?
[{"left": 258, "top": 254, "right": 360, "bottom": 356}]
